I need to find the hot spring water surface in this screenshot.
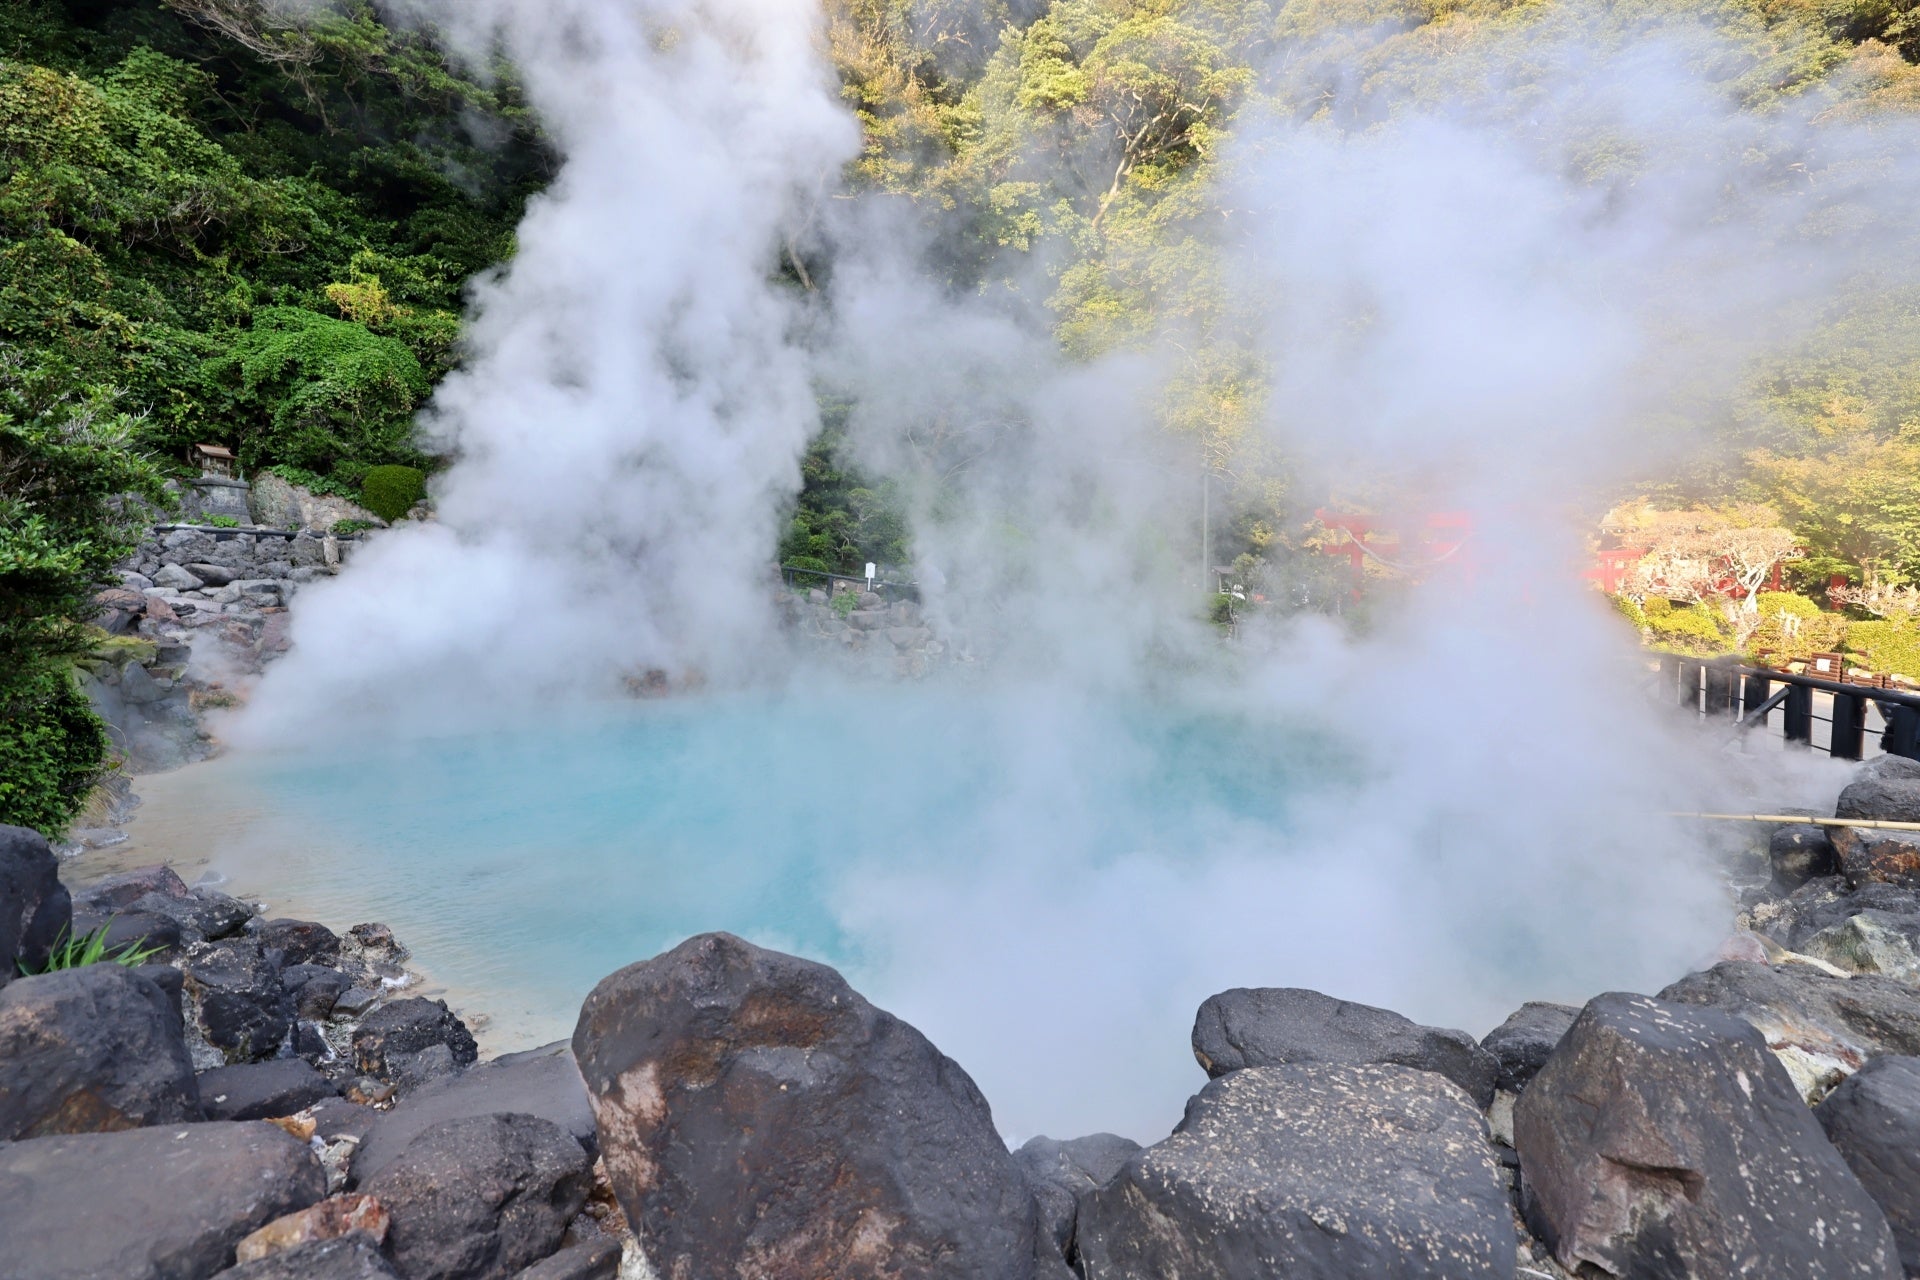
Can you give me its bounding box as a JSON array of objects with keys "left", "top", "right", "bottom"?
[{"left": 128, "top": 683, "right": 1689, "bottom": 1139}]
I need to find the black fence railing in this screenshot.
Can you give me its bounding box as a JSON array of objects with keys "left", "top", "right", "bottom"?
[{"left": 1660, "top": 655, "right": 1920, "bottom": 762}]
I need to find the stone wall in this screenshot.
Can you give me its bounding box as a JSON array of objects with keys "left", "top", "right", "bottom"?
[{"left": 87, "top": 524, "right": 366, "bottom": 772}]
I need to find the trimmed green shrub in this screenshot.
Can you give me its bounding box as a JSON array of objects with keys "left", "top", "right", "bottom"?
[
  {"left": 1846, "top": 620, "right": 1920, "bottom": 678},
  {"left": 360, "top": 464, "right": 424, "bottom": 522},
  {"left": 1647, "top": 602, "right": 1734, "bottom": 656},
  {"left": 1610, "top": 594, "right": 1648, "bottom": 629},
  {"left": 1749, "top": 591, "right": 1848, "bottom": 661}
]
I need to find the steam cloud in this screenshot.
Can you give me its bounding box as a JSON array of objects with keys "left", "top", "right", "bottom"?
[{"left": 228, "top": 0, "right": 1911, "bottom": 1136}]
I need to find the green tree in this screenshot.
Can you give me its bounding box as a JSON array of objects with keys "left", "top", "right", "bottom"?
[{"left": 0, "top": 355, "right": 169, "bottom": 833}]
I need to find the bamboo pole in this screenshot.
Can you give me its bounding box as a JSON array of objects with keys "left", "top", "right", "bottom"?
[{"left": 1670, "top": 812, "right": 1920, "bottom": 831}]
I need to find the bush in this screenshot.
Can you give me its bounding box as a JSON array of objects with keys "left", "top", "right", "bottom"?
[
  {"left": 1610, "top": 594, "right": 1648, "bottom": 629},
  {"left": 0, "top": 666, "right": 110, "bottom": 836},
  {"left": 1647, "top": 602, "right": 1734, "bottom": 656},
  {"left": 1846, "top": 620, "right": 1920, "bottom": 678},
  {"left": 1748, "top": 591, "right": 1848, "bottom": 660},
  {"left": 361, "top": 464, "right": 424, "bottom": 522}
]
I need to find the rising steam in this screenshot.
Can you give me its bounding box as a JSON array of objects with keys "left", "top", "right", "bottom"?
[{"left": 224, "top": 0, "right": 1910, "bottom": 1136}]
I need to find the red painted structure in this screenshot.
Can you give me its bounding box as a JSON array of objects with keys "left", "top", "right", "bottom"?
[{"left": 1316, "top": 509, "right": 1475, "bottom": 599}]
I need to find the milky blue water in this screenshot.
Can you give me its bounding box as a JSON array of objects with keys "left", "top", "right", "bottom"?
[{"left": 161, "top": 683, "right": 1347, "bottom": 1136}]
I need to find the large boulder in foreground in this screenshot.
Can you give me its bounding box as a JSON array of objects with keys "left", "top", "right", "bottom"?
[
  {"left": 0, "top": 1120, "right": 324, "bottom": 1280},
  {"left": 1515, "top": 992, "right": 1899, "bottom": 1279},
  {"left": 1076, "top": 1063, "right": 1513, "bottom": 1279},
  {"left": 361, "top": 1113, "right": 590, "bottom": 1280},
  {"left": 1658, "top": 960, "right": 1920, "bottom": 1100},
  {"left": 1817, "top": 1055, "right": 1920, "bottom": 1274},
  {"left": 1191, "top": 986, "right": 1499, "bottom": 1107},
  {"left": 0, "top": 964, "right": 201, "bottom": 1138},
  {"left": 572, "top": 932, "right": 1042, "bottom": 1280},
  {"left": 0, "top": 824, "right": 70, "bottom": 985}
]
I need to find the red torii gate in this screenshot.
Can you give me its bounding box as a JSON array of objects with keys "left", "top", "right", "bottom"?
[{"left": 1316, "top": 508, "right": 1475, "bottom": 599}]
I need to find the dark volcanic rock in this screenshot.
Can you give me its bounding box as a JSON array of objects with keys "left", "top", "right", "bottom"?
[
  {"left": 74, "top": 862, "right": 192, "bottom": 912},
  {"left": 1659, "top": 960, "right": 1920, "bottom": 1097},
  {"left": 0, "top": 824, "right": 70, "bottom": 984},
  {"left": 1191, "top": 986, "right": 1500, "bottom": 1107},
  {"left": 68, "top": 907, "right": 183, "bottom": 960},
  {"left": 1817, "top": 1055, "right": 1920, "bottom": 1274},
  {"left": 258, "top": 918, "right": 342, "bottom": 967},
  {"left": 353, "top": 1041, "right": 595, "bottom": 1185},
  {"left": 509, "top": 1238, "right": 621, "bottom": 1280},
  {"left": 1770, "top": 823, "right": 1838, "bottom": 889},
  {"left": 217, "top": 1235, "right": 401, "bottom": 1279},
  {"left": 1834, "top": 826, "right": 1920, "bottom": 890},
  {"left": 183, "top": 938, "right": 295, "bottom": 1063},
  {"left": 133, "top": 889, "right": 255, "bottom": 944},
  {"left": 572, "top": 932, "right": 1043, "bottom": 1280},
  {"left": 284, "top": 964, "right": 351, "bottom": 1020},
  {"left": 1014, "top": 1133, "right": 1141, "bottom": 1257},
  {"left": 1515, "top": 992, "right": 1899, "bottom": 1279},
  {"left": 1479, "top": 1001, "right": 1580, "bottom": 1094},
  {"left": 363, "top": 1113, "right": 591, "bottom": 1280},
  {"left": 1076, "top": 1064, "right": 1513, "bottom": 1279},
  {"left": 0, "top": 964, "right": 201, "bottom": 1138},
  {"left": 352, "top": 998, "right": 477, "bottom": 1085},
  {"left": 1836, "top": 755, "right": 1920, "bottom": 824},
  {"left": 199, "top": 1058, "right": 340, "bottom": 1121},
  {"left": 0, "top": 1120, "right": 324, "bottom": 1280},
  {"left": 136, "top": 961, "right": 188, "bottom": 1031}
]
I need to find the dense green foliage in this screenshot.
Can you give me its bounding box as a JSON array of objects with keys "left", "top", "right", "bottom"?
[
  {"left": 360, "top": 463, "right": 424, "bottom": 522},
  {"left": 0, "top": 360, "right": 167, "bottom": 832},
  {"left": 0, "top": 0, "right": 542, "bottom": 486}
]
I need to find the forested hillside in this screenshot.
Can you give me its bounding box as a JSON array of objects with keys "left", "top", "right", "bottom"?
[{"left": 3, "top": 0, "right": 1920, "bottom": 830}]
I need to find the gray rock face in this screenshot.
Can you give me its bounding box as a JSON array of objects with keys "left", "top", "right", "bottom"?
[
  {"left": 1658, "top": 960, "right": 1920, "bottom": 1097},
  {"left": 1764, "top": 878, "right": 1920, "bottom": 951},
  {"left": 217, "top": 1234, "right": 402, "bottom": 1279},
  {"left": 75, "top": 863, "right": 193, "bottom": 911},
  {"left": 183, "top": 938, "right": 296, "bottom": 1063},
  {"left": 1771, "top": 823, "right": 1838, "bottom": 889},
  {"left": 0, "top": 1121, "right": 325, "bottom": 1280},
  {"left": 188, "top": 563, "right": 243, "bottom": 587},
  {"left": 199, "top": 1058, "right": 340, "bottom": 1121},
  {"left": 0, "top": 965, "right": 201, "bottom": 1139},
  {"left": 0, "top": 824, "right": 70, "bottom": 986},
  {"left": 1515, "top": 992, "right": 1899, "bottom": 1279},
  {"left": 1479, "top": 1001, "right": 1580, "bottom": 1094},
  {"left": 352, "top": 1041, "right": 595, "bottom": 1185},
  {"left": 507, "top": 1238, "right": 621, "bottom": 1280},
  {"left": 352, "top": 998, "right": 478, "bottom": 1087},
  {"left": 1817, "top": 1055, "right": 1920, "bottom": 1274},
  {"left": 1014, "top": 1133, "right": 1141, "bottom": 1257},
  {"left": 1836, "top": 755, "right": 1920, "bottom": 824},
  {"left": 1191, "top": 986, "right": 1499, "bottom": 1107},
  {"left": 363, "top": 1113, "right": 592, "bottom": 1280},
  {"left": 572, "top": 932, "right": 1043, "bottom": 1280},
  {"left": 1799, "top": 911, "right": 1920, "bottom": 985},
  {"left": 1076, "top": 1064, "right": 1513, "bottom": 1279},
  {"left": 155, "top": 562, "right": 207, "bottom": 590}
]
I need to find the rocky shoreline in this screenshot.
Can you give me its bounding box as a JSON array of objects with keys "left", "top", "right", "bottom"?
[{"left": 4, "top": 755, "right": 1920, "bottom": 1279}]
